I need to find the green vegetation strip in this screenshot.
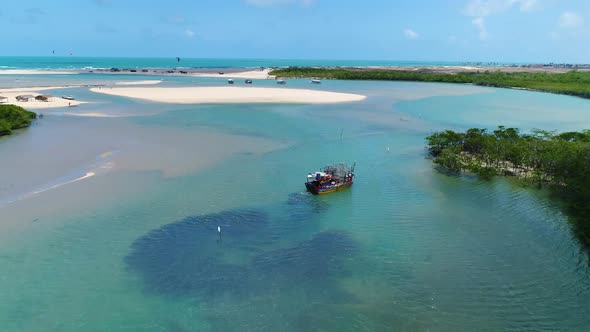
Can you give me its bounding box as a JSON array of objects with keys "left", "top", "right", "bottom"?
[
  {"left": 0, "top": 104, "right": 37, "bottom": 136},
  {"left": 425, "top": 127, "right": 590, "bottom": 246},
  {"left": 271, "top": 67, "right": 590, "bottom": 99}
]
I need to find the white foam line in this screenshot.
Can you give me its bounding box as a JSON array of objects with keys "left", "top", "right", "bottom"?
[
  {"left": 29, "top": 172, "right": 96, "bottom": 196},
  {"left": 0, "top": 172, "right": 96, "bottom": 207}
]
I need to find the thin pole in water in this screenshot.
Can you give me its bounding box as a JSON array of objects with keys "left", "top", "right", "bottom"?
[{"left": 217, "top": 226, "right": 222, "bottom": 243}]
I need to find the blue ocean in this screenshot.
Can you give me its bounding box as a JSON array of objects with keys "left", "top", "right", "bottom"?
[{"left": 0, "top": 56, "right": 509, "bottom": 70}]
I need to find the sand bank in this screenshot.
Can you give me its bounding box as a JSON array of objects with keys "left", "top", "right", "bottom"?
[
  {"left": 90, "top": 86, "right": 366, "bottom": 104},
  {"left": 190, "top": 69, "right": 273, "bottom": 79},
  {"left": 0, "top": 69, "right": 75, "bottom": 75},
  {"left": 0, "top": 86, "right": 84, "bottom": 109},
  {"left": 115, "top": 80, "right": 162, "bottom": 85}
]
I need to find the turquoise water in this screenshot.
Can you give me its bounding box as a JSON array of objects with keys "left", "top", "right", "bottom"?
[
  {"left": 1, "top": 76, "right": 590, "bottom": 331},
  {"left": 0, "top": 56, "right": 513, "bottom": 70}
]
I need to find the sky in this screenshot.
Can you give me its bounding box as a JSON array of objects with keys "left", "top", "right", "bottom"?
[{"left": 1, "top": 0, "right": 590, "bottom": 63}]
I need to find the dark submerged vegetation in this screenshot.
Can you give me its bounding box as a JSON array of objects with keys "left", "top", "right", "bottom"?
[
  {"left": 271, "top": 67, "right": 590, "bottom": 99},
  {"left": 425, "top": 126, "right": 590, "bottom": 246},
  {"left": 0, "top": 104, "right": 37, "bottom": 136}
]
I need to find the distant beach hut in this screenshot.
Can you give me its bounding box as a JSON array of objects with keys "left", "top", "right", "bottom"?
[
  {"left": 35, "top": 94, "right": 53, "bottom": 102},
  {"left": 16, "top": 94, "right": 35, "bottom": 102},
  {"left": 0, "top": 96, "right": 7, "bottom": 103}
]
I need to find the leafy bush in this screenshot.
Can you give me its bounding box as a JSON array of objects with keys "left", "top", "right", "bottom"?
[
  {"left": 0, "top": 119, "right": 12, "bottom": 135},
  {"left": 0, "top": 104, "right": 36, "bottom": 136},
  {"left": 426, "top": 127, "right": 590, "bottom": 247}
]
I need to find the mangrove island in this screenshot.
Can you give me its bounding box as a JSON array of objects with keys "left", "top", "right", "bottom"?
[
  {"left": 271, "top": 67, "right": 590, "bottom": 99},
  {"left": 0, "top": 104, "right": 37, "bottom": 137},
  {"left": 425, "top": 126, "right": 590, "bottom": 246}
]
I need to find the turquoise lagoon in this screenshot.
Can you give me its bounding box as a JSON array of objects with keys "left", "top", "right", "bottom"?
[{"left": 0, "top": 76, "right": 589, "bottom": 331}]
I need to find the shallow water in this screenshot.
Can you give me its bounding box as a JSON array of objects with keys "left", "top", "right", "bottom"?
[{"left": 1, "top": 76, "right": 590, "bottom": 331}]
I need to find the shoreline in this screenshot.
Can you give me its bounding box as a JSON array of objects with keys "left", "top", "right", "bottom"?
[
  {"left": 0, "top": 69, "right": 77, "bottom": 75},
  {"left": 0, "top": 86, "right": 86, "bottom": 109},
  {"left": 2, "top": 64, "right": 589, "bottom": 78}
]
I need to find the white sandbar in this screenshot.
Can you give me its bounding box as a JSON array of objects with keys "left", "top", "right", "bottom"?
[
  {"left": 0, "top": 70, "right": 75, "bottom": 75},
  {"left": 0, "top": 86, "right": 85, "bottom": 109},
  {"left": 190, "top": 69, "right": 273, "bottom": 79},
  {"left": 89, "top": 86, "right": 366, "bottom": 104}
]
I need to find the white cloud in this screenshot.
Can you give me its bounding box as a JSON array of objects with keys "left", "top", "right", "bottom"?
[
  {"left": 472, "top": 17, "right": 488, "bottom": 40},
  {"left": 518, "top": 0, "right": 539, "bottom": 12},
  {"left": 403, "top": 29, "right": 419, "bottom": 40},
  {"left": 559, "top": 12, "right": 584, "bottom": 29},
  {"left": 463, "top": 0, "right": 539, "bottom": 17},
  {"left": 463, "top": 0, "right": 538, "bottom": 41},
  {"left": 244, "top": 0, "right": 314, "bottom": 7},
  {"left": 185, "top": 29, "right": 195, "bottom": 38}
]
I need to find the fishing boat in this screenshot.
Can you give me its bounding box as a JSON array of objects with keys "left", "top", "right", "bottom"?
[
  {"left": 228, "top": 79, "right": 234, "bottom": 84},
  {"left": 276, "top": 79, "right": 286, "bottom": 85},
  {"left": 305, "top": 162, "right": 355, "bottom": 195},
  {"left": 61, "top": 95, "right": 75, "bottom": 100},
  {"left": 310, "top": 79, "right": 321, "bottom": 84}
]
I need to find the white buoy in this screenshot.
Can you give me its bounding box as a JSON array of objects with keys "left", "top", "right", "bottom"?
[
  {"left": 386, "top": 146, "right": 390, "bottom": 152},
  {"left": 217, "top": 225, "right": 222, "bottom": 243}
]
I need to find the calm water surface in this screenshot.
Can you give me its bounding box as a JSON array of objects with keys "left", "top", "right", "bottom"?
[{"left": 0, "top": 76, "right": 589, "bottom": 331}]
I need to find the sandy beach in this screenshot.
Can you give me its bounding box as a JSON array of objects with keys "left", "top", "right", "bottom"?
[
  {"left": 5, "top": 65, "right": 585, "bottom": 79},
  {"left": 0, "top": 86, "right": 84, "bottom": 109},
  {"left": 190, "top": 69, "right": 274, "bottom": 79},
  {"left": 0, "top": 69, "right": 76, "bottom": 75},
  {"left": 90, "top": 86, "right": 366, "bottom": 104}
]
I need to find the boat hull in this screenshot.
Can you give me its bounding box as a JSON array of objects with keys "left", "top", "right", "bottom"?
[{"left": 305, "top": 181, "right": 353, "bottom": 195}]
